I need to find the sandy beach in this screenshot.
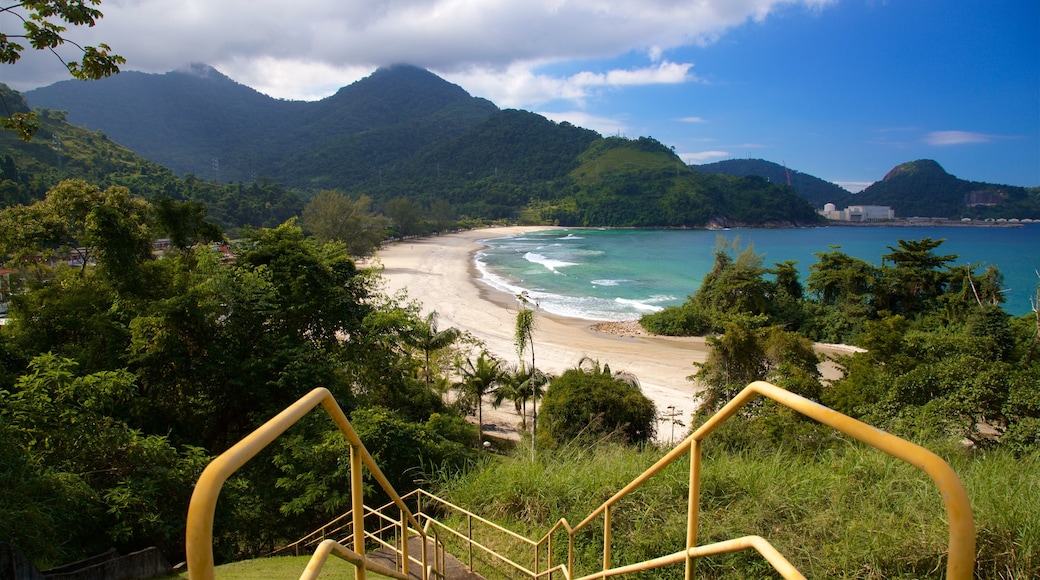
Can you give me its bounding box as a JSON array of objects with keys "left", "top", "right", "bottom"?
[
  {"left": 374, "top": 226, "right": 849, "bottom": 442},
  {"left": 374, "top": 226, "right": 707, "bottom": 441}
]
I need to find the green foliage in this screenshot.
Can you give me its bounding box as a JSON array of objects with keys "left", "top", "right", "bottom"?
[
  {"left": 1, "top": 0, "right": 124, "bottom": 140},
  {"left": 0, "top": 181, "right": 478, "bottom": 564},
  {"left": 436, "top": 441, "right": 1040, "bottom": 579},
  {"left": 642, "top": 238, "right": 808, "bottom": 335},
  {"left": 454, "top": 350, "right": 507, "bottom": 442},
  {"left": 274, "top": 407, "right": 475, "bottom": 521},
  {"left": 540, "top": 359, "right": 657, "bottom": 446},
  {"left": 0, "top": 353, "right": 207, "bottom": 566},
  {"left": 301, "top": 190, "right": 387, "bottom": 257},
  {"left": 691, "top": 319, "right": 821, "bottom": 418}
]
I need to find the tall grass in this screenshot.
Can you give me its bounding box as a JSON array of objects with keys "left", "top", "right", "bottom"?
[{"left": 433, "top": 439, "right": 1039, "bottom": 579}]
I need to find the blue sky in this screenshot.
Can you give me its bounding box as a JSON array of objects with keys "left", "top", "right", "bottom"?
[{"left": 4, "top": 0, "right": 1037, "bottom": 191}]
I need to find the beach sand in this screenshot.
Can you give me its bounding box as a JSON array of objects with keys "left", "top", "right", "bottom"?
[
  {"left": 373, "top": 226, "right": 846, "bottom": 442},
  {"left": 374, "top": 226, "right": 707, "bottom": 442}
]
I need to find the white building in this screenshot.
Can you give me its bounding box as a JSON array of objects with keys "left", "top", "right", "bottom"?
[{"left": 819, "top": 204, "right": 895, "bottom": 222}]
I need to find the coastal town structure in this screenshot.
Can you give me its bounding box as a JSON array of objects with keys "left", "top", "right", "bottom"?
[{"left": 819, "top": 203, "right": 896, "bottom": 222}]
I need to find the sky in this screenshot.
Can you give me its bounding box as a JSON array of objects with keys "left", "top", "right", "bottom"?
[{"left": 3, "top": 0, "right": 1037, "bottom": 192}]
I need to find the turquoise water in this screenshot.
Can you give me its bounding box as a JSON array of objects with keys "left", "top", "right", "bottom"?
[{"left": 475, "top": 226, "right": 1040, "bottom": 320}]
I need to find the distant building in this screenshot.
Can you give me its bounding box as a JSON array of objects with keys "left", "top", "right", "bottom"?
[{"left": 819, "top": 204, "right": 895, "bottom": 222}]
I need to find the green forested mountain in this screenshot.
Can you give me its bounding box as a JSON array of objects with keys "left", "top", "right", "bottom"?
[
  {"left": 26, "top": 64, "right": 498, "bottom": 187},
  {"left": 695, "top": 158, "right": 852, "bottom": 209},
  {"left": 850, "top": 159, "right": 1040, "bottom": 219},
  {"left": 699, "top": 157, "right": 1040, "bottom": 219},
  {"left": 16, "top": 66, "right": 822, "bottom": 228},
  {"left": 1, "top": 83, "right": 302, "bottom": 231},
  {"left": 538, "top": 137, "right": 821, "bottom": 227}
]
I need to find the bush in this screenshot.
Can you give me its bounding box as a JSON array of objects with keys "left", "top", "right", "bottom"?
[{"left": 540, "top": 362, "right": 656, "bottom": 446}]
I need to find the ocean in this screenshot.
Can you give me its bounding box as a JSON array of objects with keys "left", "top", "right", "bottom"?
[{"left": 474, "top": 225, "right": 1040, "bottom": 320}]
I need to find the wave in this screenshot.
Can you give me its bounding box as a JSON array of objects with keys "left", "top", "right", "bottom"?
[
  {"left": 591, "top": 279, "right": 629, "bottom": 287},
  {"left": 558, "top": 234, "right": 585, "bottom": 240},
  {"left": 524, "top": 252, "right": 579, "bottom": 273},
  {"left": 614, "top": 297, "right": 664, "bottom": 313}
]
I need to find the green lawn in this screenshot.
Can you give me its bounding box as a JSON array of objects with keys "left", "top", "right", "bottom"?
[{"left": 165, "top": 556, "right": 395, "bottom": 580}]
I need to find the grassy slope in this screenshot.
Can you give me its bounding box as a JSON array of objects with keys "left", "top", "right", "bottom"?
[
  {"left": 434, "top": 441, "right": 1039, "bottom": 579},
  {"left": 164, "top": 556, "right": 394, "bottom": 579}
]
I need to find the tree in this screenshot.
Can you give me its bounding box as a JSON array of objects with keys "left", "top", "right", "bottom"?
[
  {"left": 408, "top": 311, "right": 460, "bottom": 390},
  {"left": 0, "top": 179, "right": 153, "bottom": 289},
  {"left": 153, "top": 197, "right": 224, "bottom": 251},
  {"left": 384, "top": 196, "right": 425, "bottom": 238},
  {"left": 300, "top": 190, "right": 388, "bottom": 257},
  {"left": 514, "top": 292, "right": 543, "bottom": 448},
  {"left": 691, "top": 317, "right": 821, "bottom": 415},
  {"left": 1, "top": 0, "right": 125, "bottom": 140},
  {"left": 455, "top": 350, "right": 506, "bottom": 443},
  {"left": 0, "top": 353, "right": 207, "bottom": 565},
  {"left": 493, "top": 363, "right": 550, "bottom": 433},
  {"left": 540, "top": 358, "right": 656, "bottom": 446}
]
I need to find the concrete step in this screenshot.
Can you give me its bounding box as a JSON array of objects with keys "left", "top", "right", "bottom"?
[{"left": 367, "top": 536, "right": 485, "bottom": 580}]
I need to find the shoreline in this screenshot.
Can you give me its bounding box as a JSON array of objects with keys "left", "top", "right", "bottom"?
[
  {"left": 374, "top": 226, "right": 708, "bottom": 441},
  {"left": 373, "top": 226, "right": 849, "bottom": 442}
]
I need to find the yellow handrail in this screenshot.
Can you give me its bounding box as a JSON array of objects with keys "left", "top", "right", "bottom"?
[
  {"left": 198, "top": 381, "right": 975, "bottom": 580},
  {"left": 185, "top": 387, "right": 431, "bottom": 580},
  {"left": 537, "top": 380, "right": 974, "bottom": 580},
  {"left": 395, "top": 381, "right": 973, "bottom": 580}
]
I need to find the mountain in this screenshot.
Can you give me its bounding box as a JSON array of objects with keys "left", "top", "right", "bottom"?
[
  {"left": 695, "top": 158, "right": 852, "bottom": 209},
  {"left": 26, "top": 64, "right": 498, "bottom": 186},
  {"left": 19, "top": 65, "right": 821, "bottom": 228},
  {"left": 851, "top": 160, "right": 1039, "bottom": 219}
]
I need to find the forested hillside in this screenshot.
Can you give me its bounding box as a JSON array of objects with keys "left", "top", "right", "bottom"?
[
  {"left": 696, "top": 158, "right": 853, "bottom": 209},
  {"left": 26, "top": 64, "right": 499, "bottom": 187},
  {"left": 11, "top": 73, "right": 824, "bottom": 230},
  {"left": 852, "top": 159, "right": 1040, "bottom": 219}
]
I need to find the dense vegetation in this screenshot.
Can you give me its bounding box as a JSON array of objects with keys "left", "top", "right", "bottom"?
[
  {"left": 0, "top": 181, "right": 482, "bottom": 567},
  {"left": 642, "top": 237, "right": 1039, "bottom": 450},
  {"left": 436, "top": 440, "right": 1038, "bottom": 579},
  {"left": 5, "top": 81, "right": 822, "bottom": 231},
  {"left": 696, "top": 157, "right": 852, "bottom": 210}
]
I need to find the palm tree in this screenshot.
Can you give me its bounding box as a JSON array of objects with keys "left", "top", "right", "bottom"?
[
  {"left": 411, "top": 311, "right": 461, "bottom": 391},
  {"left": 514, "top": 292, "right": 540, "bottom": 453},
  {"left": 456, "top": 350, "right": 506, "bottom": 443},
  {"left": 493, "top": 364, "right": 552, "bottom": 433}
]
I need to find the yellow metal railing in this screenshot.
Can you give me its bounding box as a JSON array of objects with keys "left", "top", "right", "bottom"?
[
  {"left": 185, "top": 387, "right": 436, "bottom": 580},
  {"left": 364, "top": 381, "right": 974, "bottom": 580},
  {"left": 194, "top": 381, "right": 975, "bottom": 580}
]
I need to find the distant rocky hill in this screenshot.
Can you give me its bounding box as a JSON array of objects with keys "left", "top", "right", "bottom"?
[
  {"left": 697, "top": 158, "right": 1039, "bottom": 220},
  {"left": 695, "top": 158, "right": 851, "bottom": 209},
  {"left": 851, "top": 160, "right": 1038, "bottom": 220}
]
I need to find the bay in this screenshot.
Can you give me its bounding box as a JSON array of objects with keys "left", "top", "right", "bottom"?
[{"left": 475, "top": 225, "right": 1040, "bottom": 320}]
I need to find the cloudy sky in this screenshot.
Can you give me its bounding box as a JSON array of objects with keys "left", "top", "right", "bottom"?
[{"left": 3, "top": 0, "right": 1037, "bottom": 191}]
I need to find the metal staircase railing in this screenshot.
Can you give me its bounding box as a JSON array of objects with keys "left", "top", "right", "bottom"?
[
  {"left": 185, "top": 387, "right": 439, "bottom": 580},
  {"left": 190, "top": 381, "right": 976, "bottom": 580}
]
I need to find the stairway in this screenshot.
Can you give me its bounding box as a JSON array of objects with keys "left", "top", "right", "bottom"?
[{"left": 367, "top": 537, "right": 485, "bottom": 580}]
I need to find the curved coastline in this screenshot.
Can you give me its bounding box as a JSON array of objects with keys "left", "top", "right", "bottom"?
[{"left": 374, "top": 226, "right": 707, "bottom": 439}]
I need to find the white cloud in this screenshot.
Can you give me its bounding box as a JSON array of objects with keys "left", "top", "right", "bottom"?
[
  {"left": 684, "top": 150, "right": 730, "bottom": 163},
  {"left": 678, "top": 116, "right": 708, "bottom": 123},
  {"left": 925, "top": 130, "right": 993, "bottom": 146},
  {"left": 442, "top": 61, "right": 696, "bottom": 108},
  {"left": 4, "top": 0, "right": 837, "bottom": 109}
]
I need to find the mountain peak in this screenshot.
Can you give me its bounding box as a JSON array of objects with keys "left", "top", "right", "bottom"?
[{"left": 882, "top": 159, "right": 949, "bottom": 182}]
